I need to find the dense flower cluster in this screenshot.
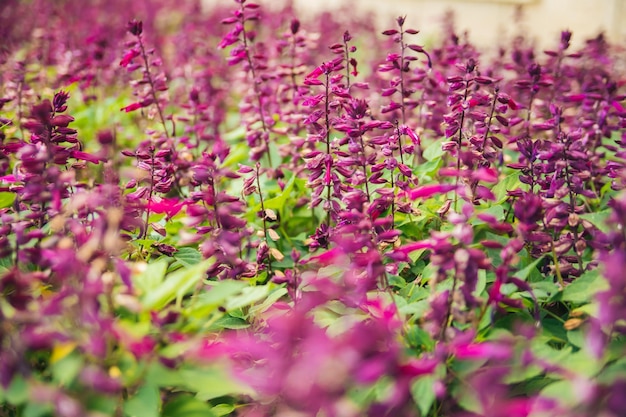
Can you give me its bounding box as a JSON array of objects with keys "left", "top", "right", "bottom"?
[{"left": 1, "top": 1, "right": 626, "bottom": 416}]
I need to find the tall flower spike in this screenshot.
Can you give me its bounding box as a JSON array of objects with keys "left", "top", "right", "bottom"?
[
  {"left": 220, "top": 0, "right": 274, "bottom": 164},
  {"left": 119, "top": 19, "right": 170, "bottom": 138},
  {"left": 379, "top": 16, "right": 431, "bottom": 162}
]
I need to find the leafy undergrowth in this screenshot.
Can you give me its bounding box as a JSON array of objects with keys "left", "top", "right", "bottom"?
[{"left": 1, "top": 0, "right": 626, "bottom": 416}]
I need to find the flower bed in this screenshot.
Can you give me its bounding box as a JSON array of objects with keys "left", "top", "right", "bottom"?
[{"left": 1, "top": 0, "right": 626, "bottom": 416}]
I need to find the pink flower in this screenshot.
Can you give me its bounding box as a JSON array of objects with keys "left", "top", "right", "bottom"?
[
  {"left": 148, "top": 197, "right": 186, "bottom": 218},
  {"left": 120, "top": 102, "right": 143, "bottom": 112},
  {"left": 306, "top": 65, "right": 324, "bottom": 80},
  {"left": 400, "top": 125, "right": 420, "bottom": 145},
  {"left": 305, "top": 247, "right": 343, "bottom": 266},
  {"left": 70, "top": 150, "right": 104, "bottom": 164},
  {"left": 407, "top": 184, "right": 457, "bottom": 200},
  {"left": 387, "top": 240, "right": 434, "bottom": 262},
  {"left": 471, "top": 167, "right": 499, "bottom": 183},
  {"left": 128, "top": 336, "right": 156, "bottom": 359},
  {"left": 453, "top": 342, "right": 512, "bottom": 360},
  {"left": 324, "top": 158, "right": 332, "bottom": 186},
  {"left": 119, "top": 49, "right": 140, "bottom": 67}
]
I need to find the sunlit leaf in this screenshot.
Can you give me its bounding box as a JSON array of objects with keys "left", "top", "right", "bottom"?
[{"left": 141, "top": 258, "right": 214, "bottom": 310}]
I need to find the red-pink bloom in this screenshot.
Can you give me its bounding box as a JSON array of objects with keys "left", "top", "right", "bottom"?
[
  {"left": 306, "top": 65, "right": 324, "bottom": 80},
  {"left": 324, "top": 158, "right": 332, "bottom": 186},
  {"left": 611, "top": 100, "right": 625, "bottom": 112},
  {"left": 128, "top": 336, "right": 156, "bottom": 359},
  {"left": 70, "top": 150, "right": 104, "bottom": 164},
  {"left": 363, "top": 296, "right": 400, "bottom": 329},
  {"left": 398, "top": 358, "right": 438, "bottom": 378},
  {"left": 472, "top": 167, "right": 499, "bottom": 183},
  {"left": 401, "top": 125, "right": 421, "bottom": 145},
  {"left": 305, "top": 247, "right": 343, "bottom": 266},
  {"left": 120, "top": 102, "right": 143, "bottom": 112},
  {"left": 407, "top": 184, "right": 457, "bottom": 200},
  {"left": 119, "top": 49, "right": 140, "bottom": 67},
  {"left": 387, "top": 240, "right": 433, "bottom": 262},
  {"left": 453, "top": 342, "right": 512, "bottom": 360},
  {"left": 191, "top": 339, "right": 228, "bottom": 362},
  {"left": 148, "top": 197, "right": 186, "bottom": 218}
]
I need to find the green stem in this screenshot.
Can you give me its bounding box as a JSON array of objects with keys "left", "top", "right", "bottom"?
[
  {"left": 324, "top": 72, "right": 332, "bottom": 228},
  {"left": 137, "top": 35, "right": 169, "bottom": 139},
  {"left": 454, "top": 81, "right": 470, "bottom": 212},
  {"left": 240, "top": 6, "right": 272, "bottom": 167},
  {"left": 255, "top": 163, "right": 272, "bottom": 275}
]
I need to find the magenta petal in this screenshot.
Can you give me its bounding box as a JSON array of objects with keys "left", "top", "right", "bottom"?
[
  {"left": 306, "top": 247, "right": 343, "bottom": 266},
  {"left": 148, "top": 197, "right": 185, "bottom": 217},
  {"left": 70, "top": 150, "right": 104, "bottom": 164},
  {"left": 408, "top": 184, "right": 457, "bottom": 200},
  {"left": 472, "top": 167, "right": 499, "bottom": 183},
  {"left": 453, "top": 342, "right": 511, "bottom": 360},
  {"left": 389, "top": 240, "right": 433, "bottom": 261}
]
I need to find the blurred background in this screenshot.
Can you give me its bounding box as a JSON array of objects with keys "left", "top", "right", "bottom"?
[{"left": 203, "top": 0, "right": 625, "bottom": 50}]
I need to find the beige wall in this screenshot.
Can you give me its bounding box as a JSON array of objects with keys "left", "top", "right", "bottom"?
[{"left": 206, "top": 0, "right": 626, "bottom": 50}]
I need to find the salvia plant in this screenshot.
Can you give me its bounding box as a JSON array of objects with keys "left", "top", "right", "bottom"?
[{"left": 1, "top": 0, "right": 626, "bottom": 416}]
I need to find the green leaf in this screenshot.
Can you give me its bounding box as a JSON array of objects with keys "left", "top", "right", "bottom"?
[
  {"left": 562, "top": 269, "right": 605, "bottom": 304},
  {"left": 222, "top": 136, "right": 248, "bottom": 168},
  {"left": 5, "top": 375, "right": 28, "bottom": 405},
  {"left": 142, "top": 258, "right": 214, "bottom": 310},
  {"left": 415, "top": 158, "right": 443, "bottom": 183},
  {"left": 225, "top": 285, "right": 270, "bottom": 311},
  {"left": 597, "top": 357, "right": 626, "bottom": 384},
  {"left": 223, "top": 125, "right": 246, "bottom": 143},
  {"left": 453, "top": 383, "right": 482, "bottom": 414},
  {"left": 540, "top": 318, "right": 568, "bottom": 344},
  {"left": 0, "top": 192, "right": 15, "bottom": 209},
  {"left": 248, "top": 286, "right": 288, "bottom": 315},
  {"left": 173, "top": 247, "right": 202, "bottom": 268},
  {"left": 178, "top": 368, "right": 253, "bottom": 401},
  {"left": 540, "top": 379, "right": 577, "bottom": 408},
  {"left": 514, "top": 255, "right": 545, "bottom": 282},
  {"left": 567, "top": 329, "right": 585, "bottom": 349},
  {"left": 51, "top": 350, "right": 83, "bottom": 386},
  {"left": 326, "top": 314, "right": 367, "bottom": 337},
  {"left": 559, "top": 349, "right": 602, "bottom": 378},
  {"left": 474, "top": 269, "right": 487, "bottom": 296},
  {"left": 399, "top": 299, "right": 429, "bottom": 318},
  {"left": 406, "top": 326, "right": 435, "bottom": 351},
  {"left": 210, "top": 315, "right": 250, "bottom": 330},
  {"left": 134, "top": 259, "right": 168, "bottom": 295},
  {"left": 531, "top": 343, "right": 573, "bottom": 367},
  {"left": 503, "top": 362, "right": 543, "bottom": 384},
  {"left": 411, "top": 376, "right": 436, "bottom": 417},
  {"left": 186, "top": 280, "right": 247, "bottom": 317},
  {"left": 210, "top": 404, "right": 236, "bottom": 417},
  {"left": 387, "top": 274, "right": 406, "bottom": 289},
  {"left": 124, "top": 384, "right": 161, "bottom": 417},
  {"left": 492, "top": 172, "right": 522, "bottom": 203},
  {"left": 408, "top": 248, "right": 427, "bottom": 263},
  {"left": 162, "top": 395, "right": 215, "bottom": 417},
  {"left": 0, "top": 256, "right": 13, "bottom": 275},
  {"left": 422, "top": 139, "right": 444, "bottom": 161},
  {"left": 571, "top": 303, "right": 598, "bottom": 318},
  {"left": 252, "top": 173, "right": 300, "bottom": 214},
  {"left": 471, "top": 205, "right": 505, "bottom": 224},
  {"left": 86, "top": 395, "right": 118, "bottom": 415},
  {"left": 579, "top": 210, "right": 612, "bottom": 234},
  {"left": 530, "top": 280, "right": 560, "bottom": 302},
  {"left": 23, "top": 402, "right": 53, "bottom": 417},
  {"left": 144, "top": 362, "right": 183, "bottom": 387}
]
